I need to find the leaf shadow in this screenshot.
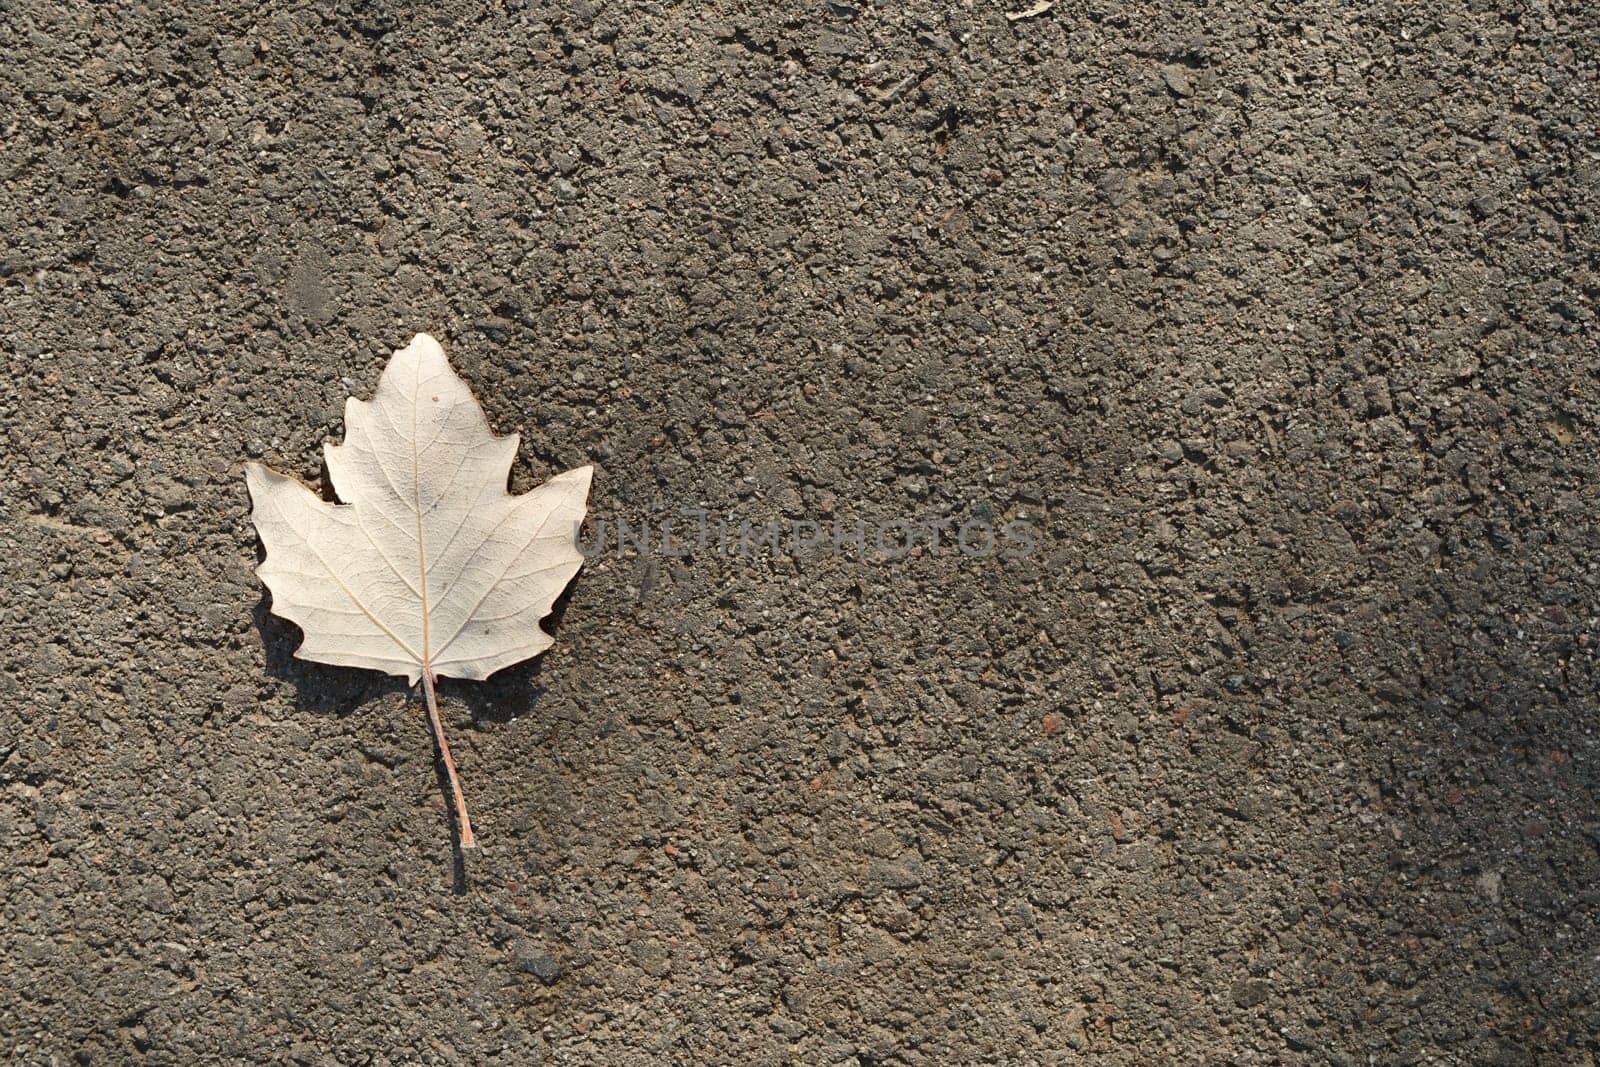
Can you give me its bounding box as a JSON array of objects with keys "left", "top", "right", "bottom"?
[
  {"left": 447, "top": 575, "right": 584, "bottom": 727},
  {"left": 254, "top": 592, "right": 407, "bottom": 715}
]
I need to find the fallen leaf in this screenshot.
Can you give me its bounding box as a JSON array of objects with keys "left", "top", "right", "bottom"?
[
  {"left": 1006, "top": 0, "right": 1054, "bottom": 21},
  {"left": 246, "top": 333, "right": 592, "bottom": 848}
]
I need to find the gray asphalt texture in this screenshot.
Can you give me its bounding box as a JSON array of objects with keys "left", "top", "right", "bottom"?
[{"left": 3, "top": 2, "right": 1598, "bottom": 1064}]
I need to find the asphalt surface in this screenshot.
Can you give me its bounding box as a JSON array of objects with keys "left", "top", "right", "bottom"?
[{"left": 2, "top": 2, "right": 1597, "bottom": 1064}]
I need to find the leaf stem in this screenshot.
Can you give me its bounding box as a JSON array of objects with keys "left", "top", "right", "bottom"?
[{"left": 421, "top": 670, "right": 477, "bottom": 850}]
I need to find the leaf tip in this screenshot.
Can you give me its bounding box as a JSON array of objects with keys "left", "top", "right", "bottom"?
[{"left": 401, "top": 332, "right": 446, "bottom": 360}]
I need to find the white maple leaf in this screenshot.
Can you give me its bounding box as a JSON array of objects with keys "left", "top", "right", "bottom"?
[{"left": 245, "top": 333, "right": 592, "bottom": 849}]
